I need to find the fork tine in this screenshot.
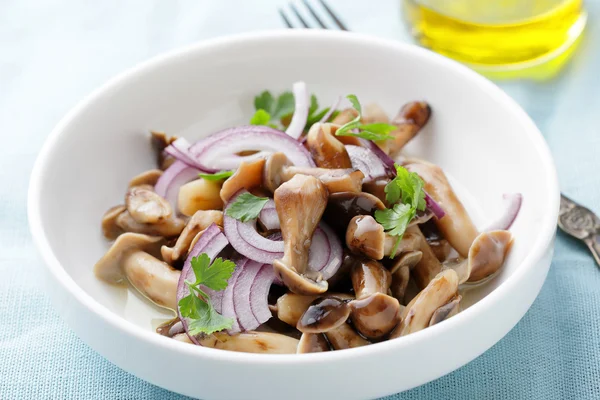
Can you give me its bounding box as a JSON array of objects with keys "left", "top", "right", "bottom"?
[
  {"left": 279, "top": 8, "right": 294, "bottom": 28},
  {"left": 302, "top": 0, "right": 328, "bottom": 29},
  {"left": 290, "top": 3, "right": 311, "bottom": 28},
  {"left": 318, "top": 0, "right": 348, "bottom": 31}
]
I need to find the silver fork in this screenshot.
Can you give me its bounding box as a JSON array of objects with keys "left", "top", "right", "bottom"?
[{"left": 279, "top": 0, "right": 348, "bottom": 30}]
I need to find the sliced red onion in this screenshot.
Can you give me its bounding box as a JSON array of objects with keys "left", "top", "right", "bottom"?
[
  {"left": 310, "top": 222, "right": 343, "bottom": 280},
  {"left": 190, "top": 125, "right": 315, "bottom": 170},
  {"left": 168, "top": 320, "right": 185, "bottom": 337},
  {"left": 346, "top": 144, "right": 389, "bottom": 181},
  {"left": 258, "top": 199, "right": 280, "bottom": 230},
  {"left": 425, "top": 191, "right": 446, "bottom": 219},
  {"left": 360, "top": 139, "right": 396, "bottom": 176},
  {"left": 319, "top": 96, "right": 342, "bottom": 123},
  {"left": 176, "top": 224, "right": 229, "bottom": 344},
  {"left": 485, "top": 193, "right": 523, "bottom": 231},
  {"left": 250, "top": 264, "right": 277, "bottom": 323},
  {"left": 154, "top": 161, "right": 201, "bottom": 212},
  {"left": 218, "top": 257, "right": 250, "bottom": 334},
  {"left": 164, "top": 138, "right": 216, "bottom": 172},
  {"left": 286, "top": 81, "right": 309, "bottom": 139},
  {"left": 232, "top": 260, "right": 263, "bottom": 331}
]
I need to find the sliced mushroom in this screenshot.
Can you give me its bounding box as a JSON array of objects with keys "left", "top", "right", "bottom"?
[
  {"left": 198, "top": 331, "right": 299, "bottom": 354},
  {"left": 128, "top": 169, "right": 163, "bottom": 188},
  {"left": 116, "top": 210, "right": 185, "bottom": 237},
  {"left": 264, "top": 152, "right": 363, "bottom": 194},
  {"left": 361, "top": 178, "right": 390, "bottom": 206},
  {"left": 362, "top": 103, "right": 390, "bottom": 124},
  {"left": 390, "top": 269, "right": 459, "bottom": 338},
  {"left": 297, "top": 333, "right": 331, "bottom": 353},
  {"left": 345, "top": 215, "right": 420, "bottom": 260},
  {"left": 443, "top": 230, "right": 512, "bottom": 283},
  {"left": 348, "top": 258, "right": 401, "bottom": 339},
  {"left": 102, "top": 205, "right": 126, "bottom": 239},
  {"left": 406, "top": 162, "right": 478, "bottom": 257},
  {"left": 94, "top": 233, "right": 179, "bottom": 310},
  {"left": 325, "top": 322, "right": 370, "bottom": 350},
  {"left": 324, "top": 191, "right": 385, "bottom": 236},
  {"left": 276, "top": 292, "right": 353, "bottom": 327},
  {"left": 383, "top": 101, "right": 431, "bottom": 157},
  {"left": 177, "top": 178, "right": 224, "bottom": 216},
  {"left": 126, "top": 185, "right": 172, "bottom": 224},
  {"left": 332, "top": 107, "right": 359, "bottom": 125},
  {"left": 161, "top": 210, "right": 223, "bottom": 264},
  {"left": 297, "top": 297, "right": 351, "bottom": 333},
  {"left": 220, "top": 158, "right": 265, "bottom": 202},
  {"left": 389, "top": 250, "right": 423, "bottom": 303},
  {"left": 429, "top": 295, "right": 461, "bottom": 326},
  {"left": 272, "top": 175, "right": 329, "bottom": 295},
  {"left": 409, "top": 226, "right": 443, "bottom": 289},
  {"left": 151, "top": 131, "right": 177, "bottom": 169},
  {"left": 306, "top": 123, "right": 352, "bottom": 169}
]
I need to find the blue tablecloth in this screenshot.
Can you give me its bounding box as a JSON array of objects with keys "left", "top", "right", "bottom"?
[{"left": 2, "top": 0, "right": 599, "bottom": 398}]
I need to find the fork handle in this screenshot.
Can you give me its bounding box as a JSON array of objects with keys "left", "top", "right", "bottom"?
[{"left": 584, "top": 234, "right": 600, "bottom": 269}]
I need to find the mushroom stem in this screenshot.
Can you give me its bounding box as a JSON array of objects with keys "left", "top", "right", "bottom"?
[
  {"left": 197, "top": 332, "right": 300, "bottom": 354},
  {"left": 306, "top": 123, "right": 352, "bottom": 169},
  {"left": 325, "top": 323, "right": 370, "bottom": 350},
  {"left": 297, "top": 333, "right": 331, "bottom": 353},
  {"left": 272, "top": 175, "right": 329, "bottom": 295},
  {"left": 381, "top": 101, "right": 431, "bottom": 157},
  {"left": 409, "top": 226, "right": 443, "bottom": 289},
  {"left": 406, "top": 162, "right": 478, "bottom": 257},
  {"left": 429, "top": 295, "right": 461, "bottom": 326}
]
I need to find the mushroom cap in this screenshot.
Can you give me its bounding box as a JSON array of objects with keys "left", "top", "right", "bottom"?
[
  {"left": 272, "top": 260, "right": 329, "bottom": 295},
  {"left": 324, "top": 191, "right": 385, "bottom": 236},
  {"left": 324, "top": 322, "right": 370, "bottom": 350},
  {"left": 116, "top": 210, "right": 185, "bottom": 237},
  {"left": 126, "top": 185, "right": 172, "bottom": 224},
  {"left": 296, "top": 297, "right": 351, "bottom": 333},
  {"left": 101, "top": 205, "right": 126, "bottom": 240},
  {"left": 220, "top": 158, "right": 265, "bottom": 202},
  {"left": 276, "top": 292, "right": 354, "bottom": 327},
  {"left": 429, "top": 295, "right": 461, "bottom": 326},
  {"left": 306, "top": 123, "right": 352, "bottom": 169},
  {"left": 297, "top": 333, "right": 331, "bottom": 353},
  {"left": 349, "top": 293, "right": 401, "bottom": 340},
  {"left": 94, "top": 233, "right": 165, "bottom": 283},
  {"left": 388, "top": 250, "right": 423, "bottom": 274},
  {"left": 128, "top": 169, "right": 163, "bottom": 188},
  {"left": 467, "top": 230, "right": 513, "bottom": 283},
  {"left": 350, "top": 258, "right": 392, "bottom": 299},
  {"left": 264, "top": 152, "right": 293, "bottom": 193},
  {"left": 346, "top": 215, "right": 386, "bottom": 260}
]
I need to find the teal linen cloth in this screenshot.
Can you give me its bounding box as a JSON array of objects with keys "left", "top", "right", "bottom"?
[{"left": 1, "top": 0, "right": 599, "bottom": 398}]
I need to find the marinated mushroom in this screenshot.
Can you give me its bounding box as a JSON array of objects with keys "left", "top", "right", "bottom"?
[
  {"left": 94, "top": 233, "right": 180, "bottom": 310},
  {"left": 324, "top": 191, "right": 385, "bottom": 236},
  {"left": 220, "top": 158, "right": 265, "bottom": 202},
  {"left": 276, "top": 292, "right": 354, "bottom": 327},
  {"left": 306, "top": 123, "right": 352, "bottom": 169},
  {"left": 297, "top": 297, "right": 351, "bottom": 333},
  {"left": 197, "top": 331, "right": 300, "bottom": 354},
  {"left": 160, "top": 210, "right": 223, "bottom": 265},
  {"left": 408, "top": 226, "right": 443, "bottom": 289},
  {"left": 361, "top": 178, "right": 389, "bottom": 206},
  {"left": 362, "top": 103, "right": 390, "bottom": 124},
  {"left": 444, "top": 230, "right": 513, "bottom": 283},
  {"left": 177, "top": 178, "right": 224, "bottom": 216},
  {"left": 325, "top": 322, "right": 370, "bottom": 350},
  {"left": 382, "top": 101, "right": 431, "bottom": 157},
  {"left": 102, "top": 205, "right": 126, "bottom": 239},
  {"left": 429, "top": 295, "right": 461, "bottom": 326},
  {"left": 345, "top": 215, "right": 420, "bottom": 260},
  {"left": 390, "top": 269, "right": 459, "bottom": 338},
  {"left": 389, "top": 250, "right": 423, "bottom": 303},
  {"left": 128, "top": 169, "right": 163, "bottom": 188},
  {"left": 264, "top": 152, "right": 364, "bottom": 194},
  {"left": 116, "top": 209, "right": 186, "bottom": 237},
  {"left": 297, "top": 333, "right": 331, "bottom": 353},
  {"left": 272, "top": 175, "right": 329, "bottom": 295},
  {"left": 126, "top": 185, "right": 172, "bottom": 224},
  {"left": 406, "top": 162, "right": 478, "bottom": 257},
  {"left": 348, "top": 258, "right": 401, "bottom": 339}
]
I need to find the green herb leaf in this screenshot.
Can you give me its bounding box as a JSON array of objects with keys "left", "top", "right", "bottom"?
[
  {"left": 250, "top": 109, "right": 272, "bottom": 126},
  {"left": 225, "top": 192, "right": 269, "bottom": 222},
  {"left": 178, "top": 254, "right": 237, "bottom": 336},
  {"left": 198, "top": 170, "right": 235, "bottom": 181},
  {"left": 273, "top": 92, "right": 295, "bottom": 120},
  {"left": 187, "top": 298, "right": 234, "bottom": 336},
  {"left": 254, "top": 91, "right": 274, "bottom": 113},
  {"left": 335, "top": 94, "right": 396, "bottom": 141},
  {"left": 375, "top": 203, "right": 414, "bottom": 237},
  {"left": 309, "top": 94, "right": 319, "bottom": 116}
]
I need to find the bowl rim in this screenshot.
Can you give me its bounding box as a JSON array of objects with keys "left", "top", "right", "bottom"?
[{"left": 28, "top": 29, "right": 560, "bottom": 366}]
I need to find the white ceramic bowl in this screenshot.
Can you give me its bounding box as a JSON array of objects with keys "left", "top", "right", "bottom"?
[{"left": 28, "top": 30, "right": 559, "bottom": 400}]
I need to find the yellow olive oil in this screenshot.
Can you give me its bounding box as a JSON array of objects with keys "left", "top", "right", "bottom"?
[{"left": 403, "top": 0, "right": 587, "bottom": 79}]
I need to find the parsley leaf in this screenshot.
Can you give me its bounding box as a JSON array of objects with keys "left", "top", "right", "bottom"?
[
  {"left": 198, "top": 170, "right": 234, "bottom": 181},
  {"left": 254, "top": 91, "right": 274, "bottom": 113},
  {"left": 375, "top": 164, "right": 427, "bottom": 257},
  {"left": 273, "top": 92, "right": 295, "bottom": 120},
  {"left": 250, "top": 109, "right": 272, "bottom": 126},
  {"left": 225, "top": 192, "right": 269, "bottom": 222},
  {"left": 309, "top": 94, "right": 319, "bottom": 116},
  {"left": 335, "top": 94, "right": 397, "bottom": 141},
  {"left": 178, "top": 254, "right": 236, "bottom": 336}
]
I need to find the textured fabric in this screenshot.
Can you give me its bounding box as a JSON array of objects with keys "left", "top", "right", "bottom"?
[{"left": 1, "top": 0, "right": 600, "bottom": 398}]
